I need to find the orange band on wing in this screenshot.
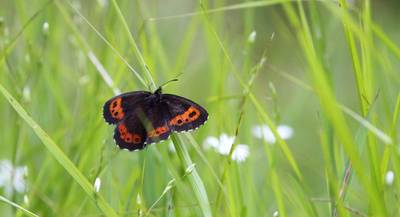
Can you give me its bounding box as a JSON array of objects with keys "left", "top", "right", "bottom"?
[
  {"left": 109, "top": 97, "right": 125, "bottom": 120},
  {"left": 169, "top": 106, "right": 201, "bottom": 126},
  {"left": 147, "top": 125, "right": 169, "bottom": 138},
  {"left": 119, "top": 124, "right": 142, "bottom": 144}
]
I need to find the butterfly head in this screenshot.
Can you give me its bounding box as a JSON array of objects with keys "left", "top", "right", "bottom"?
[
  {"left": 153, "top": 78, "right": 178, "bottom": 96},
  {"left": 154, "top": 87, "right": 163, "bottom": 95}
]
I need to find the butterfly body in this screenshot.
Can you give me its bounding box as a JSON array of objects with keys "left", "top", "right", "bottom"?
[{"left": 103, "top": 88, "right": 208, "bottom": 151}]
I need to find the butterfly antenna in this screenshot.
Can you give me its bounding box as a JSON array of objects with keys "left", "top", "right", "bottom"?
[{"left": 159, "top": 78, "right": 179, "bottom": 89}]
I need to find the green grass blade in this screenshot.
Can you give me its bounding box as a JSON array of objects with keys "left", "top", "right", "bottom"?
[
  {"left": 0, "top": 195, "right": 39, "bottom": 217},
  {"left": 63, "top": 0, "right": 147, "bottom": 88},
  {"left": 372, "top": 24, "right": 400, "bottom": 60},
  {"left": 110, "top": 0, "right": 156, "bottom": 91},
  {"left": 171, "top": 134, "right": 212, "bottom": 217},
  {"left": 0, "top": 83, "right": 119, "bottom": 217}
]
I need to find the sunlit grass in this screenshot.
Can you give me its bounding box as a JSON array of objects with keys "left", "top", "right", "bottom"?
[{"left": 0, "top": 0, "right": 399, "bottom": 216}]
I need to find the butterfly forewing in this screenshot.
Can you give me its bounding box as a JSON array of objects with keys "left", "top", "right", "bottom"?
[
  {"left": 163, "top": 94, "right": 208, "bottom": 132},
  {"left": 103, "top": 91, "right": 150, "bottom": 124}
]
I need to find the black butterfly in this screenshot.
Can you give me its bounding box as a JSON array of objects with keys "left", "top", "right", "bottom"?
[{"left": 103, "top": 87, "right": 208, "bottom": 151}]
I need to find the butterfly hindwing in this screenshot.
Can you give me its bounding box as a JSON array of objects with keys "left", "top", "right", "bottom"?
[
  {"left": 163, "top": 94, "right": 208, "bottom": 132},
  {"left": 114, "top": 114, "right": 147, "bottom": 151}
]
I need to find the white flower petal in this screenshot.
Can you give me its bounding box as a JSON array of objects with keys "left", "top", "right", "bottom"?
[
  {"left": 251, "top": 125, "right": 264, "bottom": 139},
  {"left": 232, "top": 144, "right": 249, "bottom": 162},
  {"left": 203, "top": 136, "right": 219, "bottom": 149},
  {"left": 13, "top": 167, "right": 27, "bottom": 193},
  {"left": 277, "top": 125, "right": 293, "bottom": 140},
  {"left": 252, "top": 124, "right": 294, "bottom": 144},
  {"left": 205, "top": 134, "right": 249, "bottom": 160},
  {"left": 0, "top": 160, "right": 12, "bottom": 186},
  {"left": 217, "top": 134, "right": 234, "bottom": 155},
  {"left": 0, "top": 160, "right": 27, "bottom": 194},
  {"left": 219, "top": 133, "right": 235, "bottom": 146},
  {"left": 217, "top": 144, "right": 232, "bottom": 155},
  {"left": 262, "top": 125, "right": 276, "bottom": 144}
]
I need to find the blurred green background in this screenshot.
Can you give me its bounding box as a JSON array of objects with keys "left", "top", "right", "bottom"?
[{"left": 0, "top": 0, "right": 400, "bottom": 216}]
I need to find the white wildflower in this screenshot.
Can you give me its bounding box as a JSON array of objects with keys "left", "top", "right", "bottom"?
[
  {"left": 277, "top": 125, "right": 293, "bottom": 140},
  {"left": 216, "top": 134, "right": 235, "bottom": 155},
  {"left": 0, "top": 160, "right": 27, "bottom": 195},
  {"left": 252, "top": 124, "right": 293, "bottom": 144},
  {"left": 203, "top": 136, "right": 220, "bottom": 150},
  {"left": 231, "top": 145, "right": 249, "bottom": 162},
  {"left": 385, "top": 171, "right": 394, "bottom": 186},
  {"left": 94, "top": 177, "right": 101, "bottom": 192},
  {"left": 248, "top": 30, "right": 256, "bottom": 43},
  {"left": 273, "top": 210, "right": 279, "bottom": 217},
  {"left": 203, "top": 134, "right": 250, "bottom": 163}
]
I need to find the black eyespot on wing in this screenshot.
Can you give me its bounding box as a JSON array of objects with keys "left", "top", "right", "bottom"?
[
  {"left": 162, "top": 94, "right": 208, "bottom": 132},
  {"left": 145, "top": 124, "right": 171, "bottom": 144},
  {"left": 103, "top": 91, "right": 151, "bottom": 124}
]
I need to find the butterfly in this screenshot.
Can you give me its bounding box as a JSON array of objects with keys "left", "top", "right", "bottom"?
[{"left": 103, "top": 87, "right": 208, "bottom": 151}]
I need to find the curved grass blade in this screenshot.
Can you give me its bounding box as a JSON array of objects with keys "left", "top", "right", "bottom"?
[{"left": 0, "top": 195, "right": 39, "bottom": 217}]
